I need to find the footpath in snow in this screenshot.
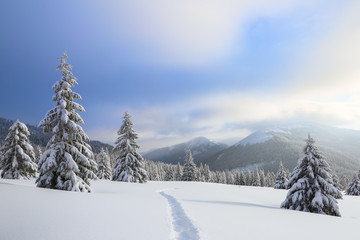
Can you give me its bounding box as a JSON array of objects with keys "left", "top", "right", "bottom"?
[{"left": 159, "top": 190, "right": 200, "bottom": 240}]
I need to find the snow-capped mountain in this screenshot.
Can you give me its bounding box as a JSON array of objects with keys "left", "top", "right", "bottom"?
[
  {"left": 143, "top": 137, "right": 227, "bottom": 164},
  {"left": 204, "top": 123, "right": 360, "bottom": 175}
]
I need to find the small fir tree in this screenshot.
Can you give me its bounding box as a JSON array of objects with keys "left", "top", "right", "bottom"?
[
  {"left": 274, "top": 161, "right": 288, "bottom": 189},
  {"left": 202, "top": 164, "right": 211, "bottom": 182},
  {"left": 181, "top": 150, "right": 197, "bottom": 181},
  {"left": 0, "top": 120, "right": 37, "bottom": 179},
  {"left": 331, "top": 173, "right": 343, "bottom": 199},
  {"left": 346, "top": 174, "right": 360, "bottom": 196},
  {"left": 252, "top": 168, "right": 261, "bottom": 186},
  {"left": 225, "top": 169, "right": 235, "bottom": 185},
  {"left": 281, "top": 135, "right": 341, "bottom": 217},
  {"left": 96, "top": 148, "right": 112, "bottom": 180},
  {"left": 37, "top": 52, "right": 98, "bottom": 192},
  {"left": 34, "top": 145, "right": 43, "bottom": 164},
  {"left": 175, "top": 162, "right": 183, "bottom": 181},
  {"left": 259, "top": 169, "right": 266, "bottom": 187},
  {"left": 112, "top": 112, "right": 147, "bottom": 183}
]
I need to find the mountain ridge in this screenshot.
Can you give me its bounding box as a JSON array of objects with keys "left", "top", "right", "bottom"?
[
  {"left": 204, "top": 123, "right": 360, "bottom": 176},
  {"left": 144, "top": 136, "right": 227, "bottom": 164}
]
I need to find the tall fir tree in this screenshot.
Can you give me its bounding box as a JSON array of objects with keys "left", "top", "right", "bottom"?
[
  {"left": 112, "top": 112, "right": 147, "bottom": 183},
  {"left": 96, "top": 148, "right": 112, "bottom": 180},
  {"left": 274, "top": 161, "right": 288, "bottom": 189},
  {"left": 36, "top": 52, "right": 97, "bottom": 192},
  {"left": 281, "top": 135, "right": 341, "bottom": 216},
  {"left": 346, "top": 173, "right": 360, "bottom": 196},
  {"left": 181, "top": 150, "right": 197, "bottom": 181},
  {"left": 0, "top": 120, "right": 37, "bottom": 179}
]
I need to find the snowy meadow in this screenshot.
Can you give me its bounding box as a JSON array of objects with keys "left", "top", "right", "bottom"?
[{"left": 1, "top": 179, "right": 359, "bottom": 240}]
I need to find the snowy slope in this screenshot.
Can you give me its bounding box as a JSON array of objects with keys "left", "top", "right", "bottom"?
[
  {"left": 1, "top": 179, "right": 360, "bottom": 240},
  {"left": 205, "top": 124, "right": 360, "bottom": 174},
  {"left": 235, "top": 131, "right": 273, "bottom": 146},
  {"left": 144, "top": 137, "right": 227, "bottom": 164}
]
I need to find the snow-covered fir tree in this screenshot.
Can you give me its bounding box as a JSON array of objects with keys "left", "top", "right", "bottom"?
[
  {"left": 346, "top": 174, "right": 360, "bottom": 196},
  {"left": 36, "top": 52, "right": 97, "bottom": 192},
  {"left": 234, "top": 171, "right": 241, "bottom": 185},
  {"left": 239, "top": 171, "right": 246, "bottom": 185},
  {"left": 181, "top": 150, "right": 197, "bottom": 181},
  {"left": 274, "top": 161, "right": 288, "bottom": 189},
  {"left": 259, "top": 169, "right": 266, "bottom": 187},
  {"left": 215, "top": 171, "right": 226, "bottom": 184},
  {"left": 175, "top": 162, "right": 183, "bottom": 181},
  {"left": 35, "top": 145, "right": 43, "bottom": 164},
  {"left": 281, "top": 135, "right": 341, "bottom": 216},
  {"left": 266, "top": 171, "right": 276, "bottom": 187},
  {"left": 225, "top": 169, "right": 235, "bottom": 185},
  {"left": 252, "top": 168, "right": 261, "bottom": 186},
  {"left": 197, "top": 163, "right": 205, "bottom": 182},
  {"left": 202, "top": 164, "right": 211, "bottom": 182},
  {"left": 0, "top": 120, "right": 37, "bottom": 179},
  {"left": 112, "top": 112, "right": 147, "bottom": 183},
  {"left": 145, "top": 159, "right": 161, "bottom": 181},
  {"left": 331, "top": 172, "right": 343, "bottom": 199},
  {"left": 96, "top": 148, "right": 112, "bottom": 180},
  {"left": 164, "top": 165, "right": 174, "bottom": 181}
]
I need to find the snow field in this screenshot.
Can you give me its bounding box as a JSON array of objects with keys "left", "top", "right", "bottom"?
[{"left": 1, "top": 180, "right": 360, "bottom": 240}]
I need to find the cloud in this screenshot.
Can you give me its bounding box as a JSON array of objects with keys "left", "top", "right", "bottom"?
[
  {"left": 87, "top": 1, "right": 360, "bottom": 152},
  {"left": 87, "top": 86, "right": 360, "bottom": 152},
  {"left": 94, "top": 0, "right": 318, "bottom": 67}
]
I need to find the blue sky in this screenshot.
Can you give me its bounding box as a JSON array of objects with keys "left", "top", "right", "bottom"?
[{"left": 1, "top": 0, "right": 360, "bottom": 151}]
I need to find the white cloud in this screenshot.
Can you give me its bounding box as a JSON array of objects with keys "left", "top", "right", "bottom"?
[
  {"left": 94, "top": 0, "right": 318, "bottom": 67},
  {"left": 87, "top": 1, "right": 360, "bottom": 152}
]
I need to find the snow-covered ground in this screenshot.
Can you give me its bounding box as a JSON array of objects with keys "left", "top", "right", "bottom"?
[{"left": 1, "top": 179, "right": 359, "bottom": 240}]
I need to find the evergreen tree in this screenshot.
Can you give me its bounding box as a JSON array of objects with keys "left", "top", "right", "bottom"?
[
  {"left": 34, "top": 145, "right": 43, "bottom": 164},
  {"left": 252, "top": 168, "right": 261, "bottom": 186},
  {"left": 164, "top": 165, "right": 174, "bottom": 181},
  {"left": 175, "top": 162, "right": 182, "bottom": 181},
  {"left": 274, "top": 161, "right": 288, "bottom": 189},
  {"left": 245, "top": 170, "right": 252, "bottom": 186},
  {"left": 197, "top": 163, "right": 205, "bottom": 182},
  {"left": 0, "top": 120, "right": 37, "bottom": 179},
  {"left": 181, "top": 150, "right": 197, "bottom": 181},
  {"left": 202, "top": 164, "right": 211, "bottom": 182},
  {"left": 225, "top": 169, "right": 235, "bottom": 185},
  {"left": 281, "top": 135, "right": 341, "bottom": 217},
  {"left": 331, "top": 172, "right": 343, "bottom": 199},
  {"left": 239, "top": 171, "right": 246, "bottom": 185},
  {"left": 36, "top": 52, "right": 97, "bottom": 192},
  {"left": 112, "top": 112, "right": 147, "bottom": 183},
  {"left": 340, "top": 175, "right": 350, "bottom": 189},
  {"left": 96, "top": 148, "right": 112, "bottom": 180},
  {"left": 346, "top": 174, "right": 360, "bottom": 196},
  {"left": 259, "top": 169, "right": 266, "bottom": 187},
  {"left": 215, "top": 171, "right": 226, "bottom": 184},
  {"left": 266, "top": 172, "right": 276, "bottom": 187}
]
